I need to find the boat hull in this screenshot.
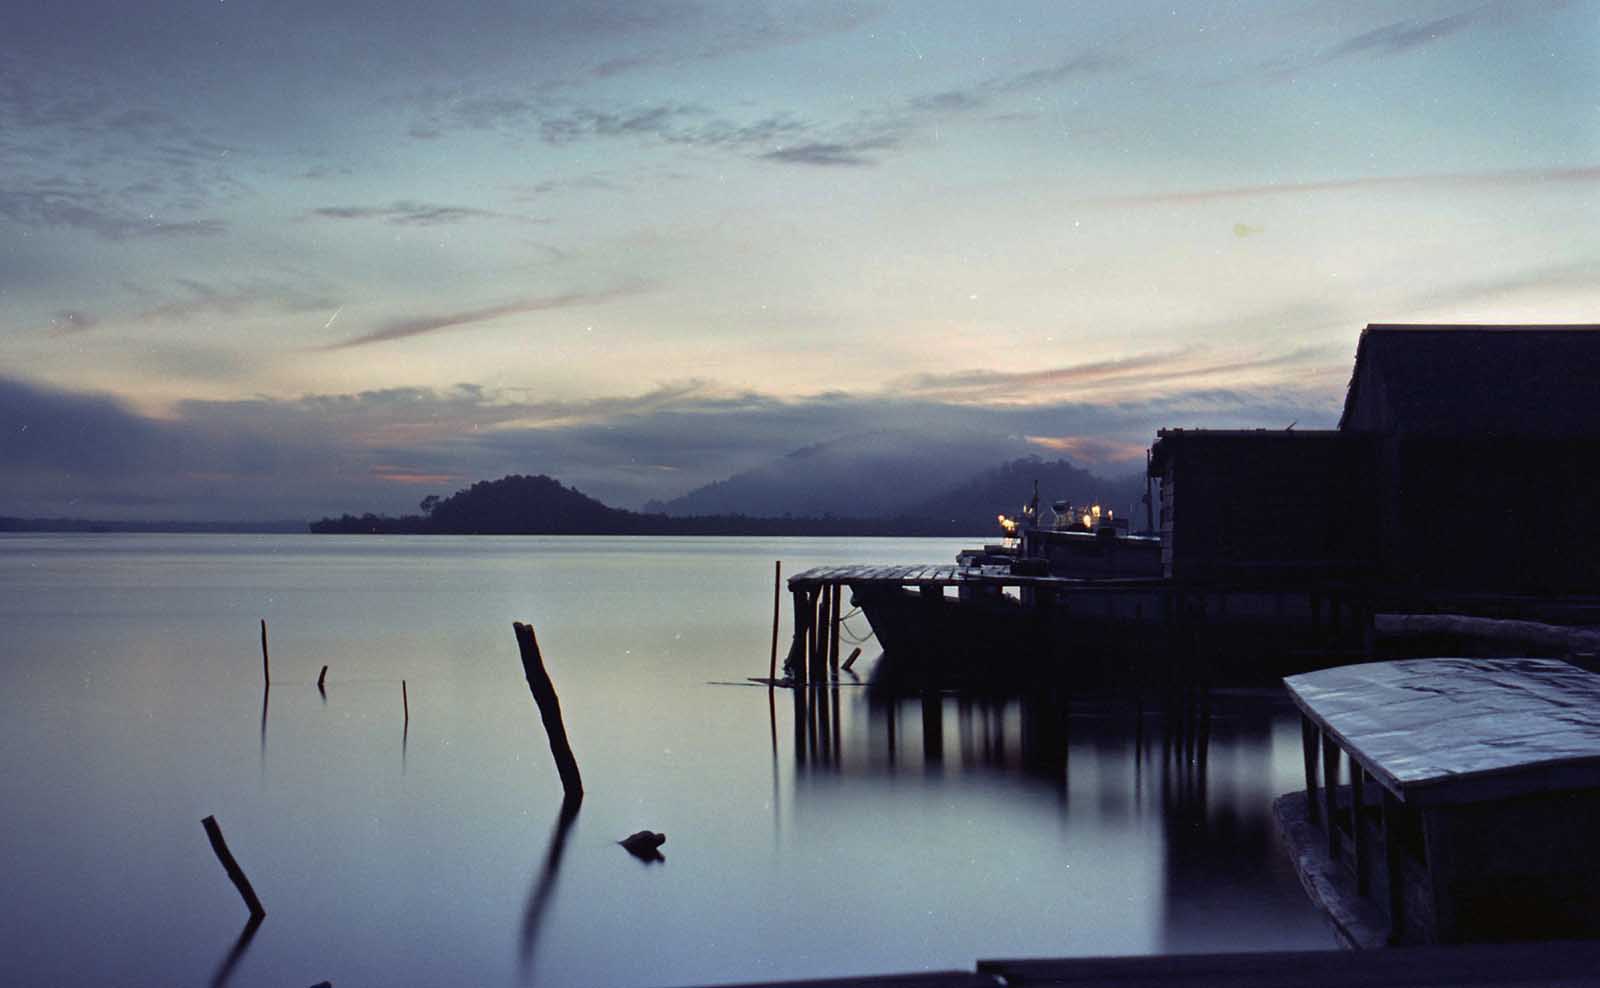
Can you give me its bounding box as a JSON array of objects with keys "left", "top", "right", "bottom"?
[{"left": 854, "top": 581, "right": 1365, "bottom": 690}]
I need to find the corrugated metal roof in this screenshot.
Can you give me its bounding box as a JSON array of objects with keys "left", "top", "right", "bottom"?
[{"left": 1285, "top": 658, "right": 1600, "bottom": 805}]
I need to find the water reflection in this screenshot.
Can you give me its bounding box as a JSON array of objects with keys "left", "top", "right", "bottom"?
[
  {"left": 519, "top": 796, "right": 582, "bottom": 977},
  {"left": 208, "top": 914, "right": 262, "bottom": 988},
  {"left": 258, "top": 685, "right": 269, "bottom": 769},
  {"left": 786, "top": 683, "right": 1320, "bottom": 953}
]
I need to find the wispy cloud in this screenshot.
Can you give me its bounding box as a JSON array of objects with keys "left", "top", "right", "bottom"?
[
  {"left": 894, "top": 344, "right": 1343, "bottom": 405},
  {"left": 1322, "top": 8, "right": 1482, "bottom": 62},
  {"left": 43, "top": 310, "right": 98, "bottom": 336},
  {"left": 128, "top": 277, "right": 341, "bottom": 324},
  {"left": 309, "top": 200, "right": 535, "bottom": 226},
  {"left": 0, "top": 182, "right": 229, "bottom": 240},
  {"left": 324, "top": 286, "right": 643, "bottom": 350},
  {"left": 1086, "top": 165, "right": 1600, "bottom": 207},
  {"left": 908, "top": 50, "right": 1129, "bottom": 118},
  {"left": 759, "top": 136, "right": 900, "bottom": 167}
]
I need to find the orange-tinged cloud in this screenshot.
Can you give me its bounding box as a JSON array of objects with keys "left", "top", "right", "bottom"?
[{"left": 1025, "top": 435, "right": 1147, "bottom": 463}]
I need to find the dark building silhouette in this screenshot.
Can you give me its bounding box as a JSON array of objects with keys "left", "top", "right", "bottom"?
[
  {"left": 1150, "top": 323, "right": 1600, "bottom": 605},
  {"left": 1148, "top": 430, "right": 1376, "bottom": 583},
  {"left": 1339, "top": 324, "right": 1600, "bottom": 595}
]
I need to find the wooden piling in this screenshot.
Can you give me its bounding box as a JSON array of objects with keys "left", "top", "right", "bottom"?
[
  {"left": 259, "top": 619, "right": 270, "bottom": 686},
  {"left": 769, "top": 561, "right": 782, "bottom": 682},
  {"left": 828, "top": 583, "right": 842, "bottom": 680},
  {"left": 402, "top": 680, "right": 409, "bottom": 725},
  {"left": 789, "top": 587, "right": 810, "bottom": 686},
  {"left": 202, "top": 815, "right": 266, "bottom": 920},
  {"left": 512, "top": 622, "right": 584, "bottom": 802}
]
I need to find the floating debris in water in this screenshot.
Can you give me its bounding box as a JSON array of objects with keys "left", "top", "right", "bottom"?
[{"left": 619, "top": 830, "right": 665, "bottom": 862}]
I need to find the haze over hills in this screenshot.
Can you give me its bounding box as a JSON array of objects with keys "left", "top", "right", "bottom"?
[
  {"left": 913, "top": 457, "right": 1148, "bottom": 533},
  {"left": 308, "top": 453, "right": 1144, "bottom": 535},
  {"left": 643, "top": 430, "right": 1040, "bottom": 518}
]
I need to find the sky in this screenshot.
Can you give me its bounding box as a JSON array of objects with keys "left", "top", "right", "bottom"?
[{"left": 3, "top": 0, "right": 1597, "bottom": 520}]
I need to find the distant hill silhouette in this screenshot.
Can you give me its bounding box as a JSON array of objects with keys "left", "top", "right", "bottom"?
[
  {"left": 643, "top": 429, "right": 1037, "bottom": 518},
  {"left": 311, "top": 457, "right": 1143, "bottom": 537}
]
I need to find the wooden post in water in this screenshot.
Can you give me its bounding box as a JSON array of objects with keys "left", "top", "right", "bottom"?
[
  {"left": 317, "top": 665, "right": 328, "bottom": 690},
  {"left": 828, "top": 582, "right": 842, "bottom": 680},
  {"left": 842, "top": 647, "right": 862, "bottom": 672},
  {"left": 512, "top": 622, "right": 584, "bottom": 802},
  {"left": 202, "top": 815, "right": 266, "bottom": 920},
  {"left": 789, "top": 586, "right": 810, "bottom": 686},
  {"left": 810, "top": 586, "right": 829, "bottom": 684},
  {"left": 768, "top": 561, "right": 782, "bottom": 682},
  {"left": 402, "top": 680, "right": 409, "bottom": 725},
  {"left": 259, "top": 619, "right": 270, "bottom": 686}
]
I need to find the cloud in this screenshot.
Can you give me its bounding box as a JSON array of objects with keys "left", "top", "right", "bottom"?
[
  {"left": 759, "top": 137, "right": 899, "bottom": 167},
  {"left": 1322, "top": 9, "right": 1480, "bottom": 61},
  {"left": 893, "top": 345, "right": 1344, "bottom": 405},
  {"left": 0, "top": 182, "right": 229, "bottom": 240},
  {"left": 309, "top": 200, "right": 532, "bottom": 226},
  {"left": 129, "top": 277, "right": 341, "bottom": 324},
  {"left": 1025, "top": 435, "right": 1149, "bottom": 463},
  {"left": 1086, "top": 165, "right": 1600, "bottom": 207},
  {"left": 44, "top": 310, "right": 98, "bottom": 336},
  {"left": 323, "top": 285, "right": 643, "bottom": 349},
  {"left": 907, "top": 50, "right": 1129, "bottom": 118},
  {"left": 0, "top": 355, "right": 1347, "bottom": 519}
]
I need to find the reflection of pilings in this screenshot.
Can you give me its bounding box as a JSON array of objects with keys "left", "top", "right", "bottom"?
[
  {"left": 814, "top": 684, "right": 831, "bottom": 764},
  {"left": 208, "top": 914, "right": 263, "bottom": 988},
  {"left": 921, "top": 692, "right": 943, "bottom": 767},
  {"left": 1160, "top": 687, "right": 1212, "bottom": 816},
  {"left": 520, "top": 797, "right": 581, "bottom": 974},
  {"left": 1018, "top": 687, "right": 1069, "bottom": 790},
  {"left": 830, "top": 682, "right": 842, "bottom": 769},
  {"left": 885, "top": 701, "right": 897, "bottom": 768},
  {"left": 791, "top": 682, "right": 808, "bottom": 768}
]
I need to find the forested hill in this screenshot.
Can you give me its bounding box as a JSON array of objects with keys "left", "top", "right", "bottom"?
[
  {"left": 309, "top": 459, "right": 1144, "bottom": 536},
  {"left": 308, "top": 474, "right": 970, "bottom": 535}
]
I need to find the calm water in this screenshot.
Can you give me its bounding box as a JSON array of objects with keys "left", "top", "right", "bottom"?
[{"left": 0, "top": 534, "right": 1333, "bottom": 986}]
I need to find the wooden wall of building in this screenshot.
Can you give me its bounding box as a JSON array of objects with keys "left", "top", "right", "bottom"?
[{"left": 1152, "top": 432, "right": 1378, "bottom": 583}]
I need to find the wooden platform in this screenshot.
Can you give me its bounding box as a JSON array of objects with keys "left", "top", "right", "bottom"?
[
  {"left": 666, "top": 942, "right": 1600, "bottom": 987},
  {"left": 787, "top": 564, "right": 1160, "bottom": 590}
]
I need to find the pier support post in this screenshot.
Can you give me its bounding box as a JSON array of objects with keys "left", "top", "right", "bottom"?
[
  {"left": 808, "top": 588, "right": 828, "bottom": 685},
  {"left": 1351, "top": 763, "right": 1369, "bottom": 894},
  {"left": 1381, "top": 791, "right": 1407, "bottom": 943},
  {"left": 1301, "top": 715, "right": 1321, "bottom": 826},
  {"left": 512, "top": 622, "right": 584, "bottom": 802},
  {"left": 828, "top": 583, "right": 842, "bottom": 680},
  {"left": 787, "top": 585, "right": 809, "bottom": 685},
  {"left": 1322, "top": 733, "right": 1341, "bottom": 861}
]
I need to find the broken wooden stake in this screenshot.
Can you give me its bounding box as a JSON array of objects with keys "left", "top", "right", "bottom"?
[
  {"left": 259, "top": 619, "right": 270, "bottom": 686},
  {"left": 317, "top": 665, "right": 328, "bottom": 689},
  {"left": 842, "top": 647, "right": 862, "bottom": 672},
  {"left": 512, "top": 622, "right": 584, "bottom": 802},
  {"left": 202, "top": 815, "right": 266, "bottom": 920}
]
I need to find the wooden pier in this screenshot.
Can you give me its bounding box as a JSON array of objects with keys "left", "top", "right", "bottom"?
[{"left": 783, "top": 563, "right": 1376, "bottom": 689}]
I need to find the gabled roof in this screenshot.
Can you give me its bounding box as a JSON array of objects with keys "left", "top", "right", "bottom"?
[{"left": 1339, "top": 324, "right": 1600, "bottom": 437}]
